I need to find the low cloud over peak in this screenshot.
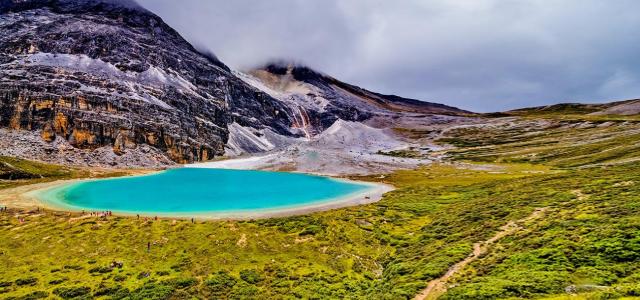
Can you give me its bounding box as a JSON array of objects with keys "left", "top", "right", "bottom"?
[{"left": 137, "top": 0, "right": 640, "bottom": 112}]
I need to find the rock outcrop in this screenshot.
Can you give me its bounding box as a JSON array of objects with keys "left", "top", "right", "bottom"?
[
  {"left": 238, "top": 62, "right": 471, "bottom": 139},
  {"left": 0, "top": 0, "right": 294, "bottom": 164}
]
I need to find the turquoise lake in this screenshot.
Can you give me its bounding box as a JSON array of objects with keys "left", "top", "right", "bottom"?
[{"left": 34, "top": 168, "right": 373, "bottom": 215}]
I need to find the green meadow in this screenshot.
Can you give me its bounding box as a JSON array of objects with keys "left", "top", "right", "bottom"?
[{"left": 1, "top": 116, "right": 640, "bottom": 299}]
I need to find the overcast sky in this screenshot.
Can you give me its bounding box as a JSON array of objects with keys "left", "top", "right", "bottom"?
[{"left": 137, "top": 0, "right": 640, "bottom": 112}]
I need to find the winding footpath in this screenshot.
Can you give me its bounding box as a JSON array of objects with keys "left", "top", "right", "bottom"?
[{"left": 414, "top": 207, "right": 548, "bottom": 300}]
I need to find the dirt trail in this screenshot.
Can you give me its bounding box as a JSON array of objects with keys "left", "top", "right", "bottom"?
[{"left": 414, "top": 207, "right": 548, "bottom": 300}]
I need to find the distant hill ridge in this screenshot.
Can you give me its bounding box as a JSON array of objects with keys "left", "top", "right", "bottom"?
[{"left": 504, "top": 99, "right": 640, "bottom": 116}]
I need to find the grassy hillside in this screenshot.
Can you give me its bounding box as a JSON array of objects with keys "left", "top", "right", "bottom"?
[
  {"left": 493, "top": 99, "right": 640, "bottom": 121},
  {"left": 438, "top": 118, "right": 640, "bottom": 168},
  {"left": 1, "top": 113, "right": 640, "bottom": 299},
  {"left": 1, "top": 164, "right": 548, "bottom": 299},
  {"left": 433, "top": 116, "right": 640, "bottom": 299},
  {"left": 0, "top": 156, "right": 132, "bottom": 191},
  {"left": 440, "top": 164, "right": 640, "bottom": 299},
  {"left": 0, "top": 156, "right": 76, "bottom": 187},
  {"left": 2, "top": 164, "right": 639, "bottom": 299}
]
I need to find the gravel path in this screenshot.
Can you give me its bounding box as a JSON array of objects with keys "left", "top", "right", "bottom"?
[{"left": 414, "top": 207, "right": 548, "bottom": 300}]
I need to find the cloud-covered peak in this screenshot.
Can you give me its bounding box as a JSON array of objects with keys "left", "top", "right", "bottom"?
[{"left": 123, "top": 0, "right": 640, "bottom": 111}]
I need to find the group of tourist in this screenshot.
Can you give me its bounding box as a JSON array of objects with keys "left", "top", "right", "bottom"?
[
  {"left": 85, "top": 210, "right": 113, "bottom": 217},
  {"left": 136, "top": 215, "right": 160, "bottom": 221}
]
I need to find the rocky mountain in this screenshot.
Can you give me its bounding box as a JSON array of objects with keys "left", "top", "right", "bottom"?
[
  {"left": 0, "top": 0, "right": 470, "bottom": 166},
  {"left": 239, "top": 62, "right": 470, "bottom": 137},
  {"left": 226, "top": 62, "right": 471, "bottom": 155},
  {"left": 0, "top": 0, "right": 294, "bottom": 165}
]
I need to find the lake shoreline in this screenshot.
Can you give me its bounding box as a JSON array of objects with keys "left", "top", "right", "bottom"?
[{"left": 2, "top": 168, "right": 394, "bottom": 220}]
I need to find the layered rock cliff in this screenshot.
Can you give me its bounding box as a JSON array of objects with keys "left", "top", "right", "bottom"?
[{"left": 0, "top": 0, "right": 294, "bottom": 164}]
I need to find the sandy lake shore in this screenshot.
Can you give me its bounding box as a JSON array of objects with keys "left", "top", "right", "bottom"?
[
  {"left": 0, "top": 169, "right": 156, "bottom": 210},
  {"left": 0, "top": 166, "right": 394, "bottom": 220}
]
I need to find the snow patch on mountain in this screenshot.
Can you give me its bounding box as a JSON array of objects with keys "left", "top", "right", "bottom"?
[
  {"left": 233, "top": 70, "right": 283, "bottom": 98},
  {"left": 16, "top": 53, "right": 225, "bottom": 109},
  {"left": 203, "top": 118, "right": 434, "bottom": 175},
  {"left": 311, "top": 119, "right": 404, "bottom": 151},
  {"left": 225, "top": 122, "right": 301, "bottom": 157}
]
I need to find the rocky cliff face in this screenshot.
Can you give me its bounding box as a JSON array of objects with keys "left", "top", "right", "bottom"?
[
  {"left": 0, "top": 0, "right": 294, "bottom": 164},
  {"left": 220, "top": 62, "right": 472, "bottom": 156},
  {"left": 0, "top": 0, "right": 470, "bottom": 166},
  {"left": 239, "top": 62, "right": 471, "bottom": 139}
]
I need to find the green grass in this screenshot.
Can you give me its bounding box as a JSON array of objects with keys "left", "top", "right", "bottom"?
[
  {"left": 0, "top": 156, "right": 76, "bottom": 188},
  {"left": 6, "top": 161, "right": 637, "bottom": 299},
  {"left": 0, "top": 164, "right": 555, "bottom": 299},
  {"left": 438, "top": 119, "right": 640, "bottom": 168},
  {"left": 440, "top": 164, "right": 640, "bottom": 299},
  {"left": 0, "top": 156, "right": 131, "bottom": 191},
  {"left": 1, "top": 114, "right": 640, "bottom": 299},
  {"left": 494, "top": 100, "right": 640, "bottom": 122},
  {"left": 3, "top": 162, "right": 638, "bottom": 299}
]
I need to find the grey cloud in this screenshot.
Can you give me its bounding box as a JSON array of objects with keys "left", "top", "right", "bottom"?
[{"left": 136, "top": 0, "right": 640, "bottom": 112}]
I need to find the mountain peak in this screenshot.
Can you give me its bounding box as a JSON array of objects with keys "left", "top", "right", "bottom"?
[
  {"left": 259, "top": 59, "right": 308, "bottom": 69},
  {"left": 257, "top": 60, "right": 325, "bottom": 78},
  {"left": 255, "top": 60, "right": 340, "bottom": 87},
  {"left": 247, "top": 59, "right": 471, "bottom": 121}
]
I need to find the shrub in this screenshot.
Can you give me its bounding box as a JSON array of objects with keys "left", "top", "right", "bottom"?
[
  {"left": 20, "top": 291, "right": 49, "bottom": 300},
  {"left": 94, "top": 285, "right": 129, "bottom": 297},
  {"left": 299, "top": 225, "right": 323, "bottom": 236},
  {"left": 15, "top": 277, "right": 37, "bottom": 286},
  {"left": 8, "top": 291, "right": 49, "bottom": 300},
  {"left": 53, "top": 286, "right": 91, "bottom": 299},
  {"left": 239, "top": 269, "right": 262, "bottom": 284},
  {"left": 113, "top": 274, "right": 127, "bottom": 282},
  {"left": 48, "top": 278, "right": 67, "bottom": 285},
  {"left": 89, "top": 266, "right": 112, "bottom": 273},
  {"left": 205, "top": 271, "right": 237, "bottom": 296},
  {"left": 162, "top": 277, "right": 197, "bottom": 289},
  {"left": 127, "top": 283, "right": 174, "bottom": 300},
  {"left": 229, "top": 283, "right": 259, "bottom": 297},
  {"left": 170, "top": 255, "right": 192, "bottom": 272}
]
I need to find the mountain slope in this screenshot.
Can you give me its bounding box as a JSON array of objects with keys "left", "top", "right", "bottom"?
[
  {"left": 0, "top": 0, "right": 472, "bottom": 166},
  {"left": 501, "top": 99, "right": 640, "bottom": 117},
  {"left": 239, "top": 62, "right": 470, "bottom": 137},
  {"left": 0, "top": 0, "right": 294, "bottom": 165}
]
